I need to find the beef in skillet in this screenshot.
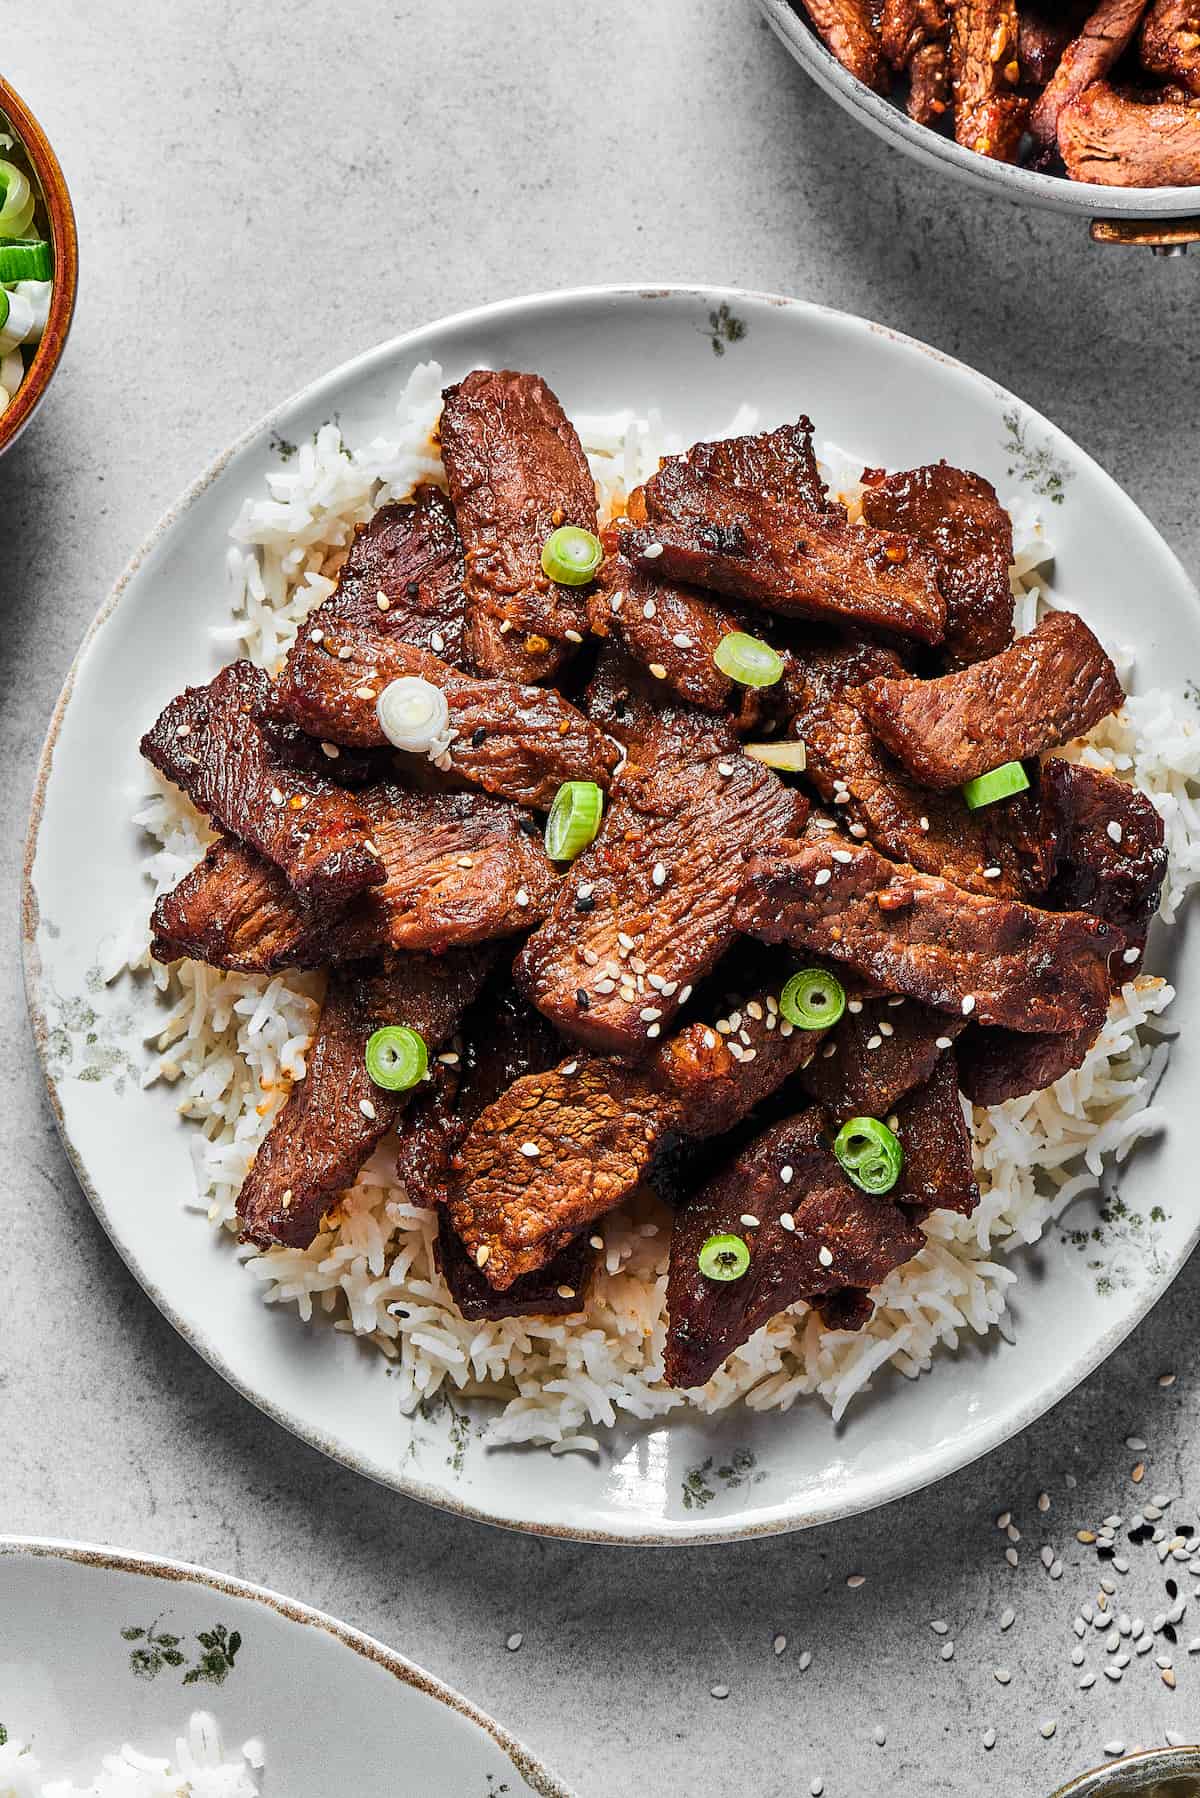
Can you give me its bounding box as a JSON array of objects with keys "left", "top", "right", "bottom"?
[
  {"left": 880, "top": 0, "right": 951, "bottom": 126},
  {"left": 1140, "top": 0, "right": 1200, "bottom": 92},
  {"left": 797, "top": 0, "right": 888, "bottom": 87},
  {"left": 948, "top": 0, "right": 1029, "bottom": 160},
  {"left": 1029, "top": 0, "right": 1153, "bottom": 147},
  {"left": 1057, "top": 82, "right": 1200, "bottom": 185}
]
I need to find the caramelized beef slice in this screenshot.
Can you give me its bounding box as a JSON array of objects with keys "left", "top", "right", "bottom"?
[
  {"left": 799, "top": 0, "right": 888, "bottom": 85},
  {"left": 141, "top": 660, "right": 384, "bottom": 906},
  {"left": 1058, "top": 82, "right": 1200, "bottom": 184},
  {"left": 893, "top": 1052, "right": 979, "bottom": 1218},
  {"left": 860, "top": 463, "right": 1014, "bottom": 669},
  {"left": 436, "top": 1207, "right": 598, "bottom": 1319},
  {"left": 736, "top": 834, "right": 1119, "bottom": 1034},
  {"left": 956, "top": 1020, "right": 1100, "bottom": 1104},
  {"left": 438, "top": 370, "right": 598, "bottom": 680},
  {"left": 1140, "top": 0, "right": 1200, "bottom": 94},
  {"left": 798, "top": 697, "right": 1029, "bottom": 896},
  {"left": 857, "top": 611, "right": 1123, "bottom": 789},
  {"left": 685, "top": 419, "right": 838, "bottom": 516},
  {"left": 450, "top": 987, "right": 828, "bottom": 1288},
  {"left": 664, "top": 1109, "right": 925, "bottom": 1388},
  {"left": 1035, "top": 759, "right": 1166, "bottom": 969},
  {"left": 1019, "top": 4, "right": 1089, "bottom": 82},
  {"left": 394, "top": 1066, "right": 464, "bottom": 1209},
  {"left": 1030, "top": 0, "right": 1152, "bottom": 145},
  {"left": 589, "top": 547, "right": 742, "bottom": 712},
  {"left": 800, "top": 989, "right": 966, "bottom": 1120},
  {"left": 516, "top": 717, "right": 807, "bottom": 1057},
  {"left": 949, "top": 0, "right": 1029, "bottom": 159},
  {"left": 278, "top": 633, "right": 618, "bottom": 806},
  {"left": 785, "top": 631, "right": 908, "bottom": 711},
  {"left": 152, "top": 789, "right": 556, "bottom": 970},
  {"left": 238, "top": 947, "right": 493, "bottom": 1249},
  {"left": 881, "top": 0, "right": 951, "bottom": 124},
  {"left": 623, "top": 457, "right": 947, "bottom": 645},
  {"left": 308, "top": 486, "right": 468, "bottom": 669}
]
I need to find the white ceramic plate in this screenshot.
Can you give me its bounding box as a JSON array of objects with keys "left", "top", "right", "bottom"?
[
  {"left": 23, "top": 285, "right": 1200, "bottom": 1543},
  {"left": 0, "top": 1537, "right": 569, "bottom": 1795}
]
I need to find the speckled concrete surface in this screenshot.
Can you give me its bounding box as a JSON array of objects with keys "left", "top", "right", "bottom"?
[{"left": 2, "top": 5, "right": 1198, "bottom": 1794}]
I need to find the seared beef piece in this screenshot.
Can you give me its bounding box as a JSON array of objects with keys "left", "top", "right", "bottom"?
[
  {"left": 736, "top": 833, "right": 1120, "bottom": 1034},
  {"left": 1019, "top": 5, "right": 1089, "bottom": 83},
  {"left": 786, "top": 632, "right": 908, "bottom": 710},
  {"left": 683, "top": 419, "right": 838, "bottom": 516},
  {"left": 438, "top": 370, "right": 598, "bottom": 683},
  {"left": 301, "top": 486, "right": 469, "bottom": 671},
  {"left": 622, "top": 456, "right": 947, "bottom": 645},
  {"left": 394, "top": 1068, "right": 463, "bottom": 1209},
  {"left": 800, "top": 988, "right": 966, "bottom": 1121},
  {"left": 516, "top": 713, "right": 807, "bottom": 1057},
  {"left": 881, "top": 0, "right": 951, "bottom": 125},
  {"left": 589, "top": 545, "right": 742, "bottom": 713},
  {"left": 436, "top": 1208, "right": 598, "bottom": 1319},
  {"left": 815, "top": 1287, "right": 875, "bottom": 1331},
  {"left": 1034, "top": 760, "right": 1166, "bottom": 970},
  {"left": 278, "top": 634, "right": 618, "bottom": 807},
  {"left": 798, "top": 0, "right": 888, "bottom": 86},
  {"left": 857, "top": 611, "right": 1123, "bottom": 790},
  {"left": 141, "top": 660, "right": 384, "bottom": 907},
  {"left": 956, "top": 1020, "right": 1099, "bottom": 1104},
  {"left": 893, "top": 1052, "right": 979, "bottom": 1219},
  {"left": 151, "top": 790, "right": 556, "bottom": 971},
  {"left": 859, "top": 463, "right": 1014, "bottom": 669},
  {"left": 1141, "top": 0, "right": 1200, "bottom": 94},
  {"left": 663, "top": 1110, "right": 925, "bottom": 1388},
  {"left": 1029, "top": 0, "right": 1152, "bottom": 146},
  {"left": 238, "top": 947, "right": 494, "bottom": 1249},
  {"left": 1058, "top": 82, "right": 1200, "bottom": 184},
  {"left": 449, "top": 986, "right": 829, "bottom": 1288},
  {"left": 798, "top": 699, "right": 1029, "bottom": 896},
  {"left": 949, "top": 0, "right": 1029, "bottom": 160}
]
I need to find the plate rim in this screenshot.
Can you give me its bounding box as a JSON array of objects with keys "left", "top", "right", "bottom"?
[
  {"left": 20, "top": 281, "right": 1200, "bottom": 1545},
  {"left": 0, "top": 1533, "right": 572, "bottom": 1796}
]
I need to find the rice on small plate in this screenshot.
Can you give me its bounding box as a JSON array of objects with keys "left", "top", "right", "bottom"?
[
  {"left": 0, "top": 1712, "right": 260, "bottom": 1798},
  {"left": 110, "top": 360, "right": 1200, "bottom": 1449}
]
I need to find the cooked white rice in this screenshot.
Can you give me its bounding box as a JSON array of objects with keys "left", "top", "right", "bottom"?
[
  {"left": 112, "top": 363, "right": 1200, "bottom": 1444},
  {"left": 0, "top": 1711, "right": 261, "bottom": 1797}
]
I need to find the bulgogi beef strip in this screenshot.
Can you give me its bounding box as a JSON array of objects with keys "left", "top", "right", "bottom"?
[
  {"left": 1058, "top": 82, "right": 1200, "bottom": 185},
  {"left": 797, "top": 0, "right": 888, "bottom": 87},
  {"left": 663, "top": 1109, "right": 926, "bottom": 1388},
  {"left": 435, "top": 1208, "right": 599, "bottom": 1319},
  {"left": 151, "top": 789, "right": 557, "bottom": 971},
  {"left": 589, "top": 539, "right": 744, "bottom": 713},
  {"left": 949, "top": 0, "right": 1029, "bottom": 160},
  {"left": 797, "top": 702, "right": 1030, "bottom": 896},
  {"left": 516, "top": 712, "right": 807, "bottom": 1057},
  {"left": 238, "top": 946, "right": 494, "bottom": 1249},
  {"left": 298, "top": 484, "right": 469, "bottom": 671},
  {"left": 736, "top": 832, "right": 1120, "bottom": 1034},
  {"left": 799, "top": 986, "right": 966, "bottom": 1121},
  {"left": 1018, "top": 4, "right": 1087, "bottom": 83},
  {"left": 1029, "top": 0, "right": 1152, "bottom": 147},
  {"left": 1140, "top": 0, "right": 1200, "bottom": 93},
  {"left": 880, "top": 0, "right": 951, "bottom": 126},
  {"left": 438, "top": 370, "right": 598, "bottom": 684},
  {"left": 856, "top": 611, "right": 1123, "bottom": 789},
  {"left": 277, "top": 634, "right": 619, "bottom": 807},
  {"left": 685, "top": 418, "right": 839, "bottom": 516},
  {"left": 859, "top": 462, "right": 1015, "bottom": 669},
  {"left": 449, "top": 985, "right": 831, "bottom": 1288},
  {"left": 1035, "top": 758, "right": 1167, "bottom": 970},
  {"left": 956, "top": 1021, "right": 1099, "bottom": 1105},
  {"left": 892, "top": 1051, "right": 980, "bottom": 1219},
  {"left": 622, "top": 456, "right": 947, "bottom": 646},
  {"left": 140, "top": 660, "right": 384, "bottom": 906}
]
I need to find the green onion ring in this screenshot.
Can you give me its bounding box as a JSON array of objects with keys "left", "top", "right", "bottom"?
[
  {"left": 364, "top": 1025, "right": 428, "bottom": 1093},
  {"left": 544, "top": 779, "right": 604, "bottom": 862},
  {"left": 541, "top": 525, "right": 603, "bottom": 586},
  {"left": 962, "top": 760, "right": 1031, "bottom": 811},
  {"left": 697, "top": 1232, "right": 751, "bottom": 1282},
  {"left": 713, "top": 631, "right": 785, "bottom": 689},
  {"left": 832, "top": 1117, "right": 904, "bottom": 1196},
  {"left": 779, "top": 968, "right": 846, "bottom": 1030}
]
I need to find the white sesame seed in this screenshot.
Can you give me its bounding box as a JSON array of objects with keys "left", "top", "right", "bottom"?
[
  {"left": 556, "top": 1285, "right": 576, "bottom": 1300},
  {"left": 935, "top": 1036, "right": 953, "bottom": 1050},
  {"left": 672, "top": 633, "right": 693, "bottom": 649},
  {"left": 873, "top": 1726, "right": 886, "bottom": 1747},
  {"left": 814, "top": 869, "right": 832, "bottom": 887},
  {"left": 1159, "top": 1372, "right": 1177, "bottom": 1386},
  {"left": 1071, "top": 1646, "right": 1084, "bottom": 1666},
  {"left": 867, "top": 1034, "right": 884, "bottom": 1050},
  {"left": 649, "top": 662, "right": 668, "bottom": 680},
  {"left": 652, "top": 862, "right": 667, "bottom": 887},
  {"left": 1104, "top": 1741, "right": 1125, "bottom": 1758},
  {"left": 930, "top": 1620, "right": 949, "bottom": 1635},
  {"left": 337, "top": 644, "right": 354, "bottom": 660},
  {"left": 430, "top": 630, "right": 445, "bottom": 652},
  {"left": 703, "top": 1029, "right": 716, "bottom": 1049},
  {"left": 1104, "top": 1666, "right": 1123, "bottom": 1683},
  {"left": 270, "top": 787, "right": 285, "bottom": 807},
  {"left": 996, "top": 1512, "right": 1011, "bottom": 1529},
  {"left": 1000, "top": 1608, "right": 1015, "bottom": 1631},
  {"left": 983, "top": 1728, "right": 996, "bottom": 1751},
  {"left": 1107, "top": 820, "right": 1124, "bottom": 843},
  {"left": 710, "top": 1684, "right": 729, "bottom": 1700},
  {"left": 740, "top": 1214, "right": 759, "bottom": 1228},
  {"left": 1005, "top": 1548, "right": 1019, "bottom": 1568},
  {"left": 1008, "top": 1524, "right": 1021, "bottom": 1542},
  {"left": 940, "top": 1641, "right": 954, "bottom": 1661},
  {"left": 320, "top": 741, "right": 340, "bottom": 759},
  {"left": 850, "top": 822, "right": 867, "bottom": 837},
  {"left": 833, "top": 849, "right": 853, "bottom": 863},
  {"left": 646, "top": 1024, "right": 660, "bottom": 1038},
  {"left": 515, "top": 887, "right": 530, "bottom": 908},
  {"left": 642, "top": 542, "right": 664, "bottom": 560},
  {"left": 717, "top": 761, "right": 734, "bottom": 777},
  {"left": 962, "top": 995, "right": 976, "bottom": 1015},
  {"left": 780, "top": 1214, "right": 796, "bottom": 1233},
  {"left": 1079, "top": 1671, "right": 1096, "bottom": 1688},
  {"left": 618, "top": 932, "right": 636, "bottom": 950},
  {"left": 780, "top": 1165, "right": 794, "bottom": 1185},
  {"left": 847, "top": 999, "right": 863, "bottom": 1014},
  {"left": 376, "top": 592, "right": 390, "bottom": 611},
  {"left": 983, "top": 866, "right": 1002, "bottom": 879},
  {"left": 798, "top": 1651, "right": 812, "bottom": 1672},
  {"left": 809, "top": 1780, "right": 823, "bottom": 1797},
  {"left": 679, "top": 985, "right": 692, "bottom": 1002},
  {"left": 773, "top": 1633, "right": 787, "bottom": 1656},
  {"left": 878, "top": 1021, "right": 894, "bottom": 1038},
  {"left": 309, "top": 628, "right": 325, "bottom": 644},
  {"left": 564, "top": 628, "right": 583, "bottom": 644},
  {"left": 359, "top": 1098, "right": 377, "bottom": 1120},
  {"left": 506, "top": 1632, "right": 523, "bottom": 1651},
  {"left": 1041, "top": 1546, "right": 1055, "bottom": 1570},
  {"left": 519, "top": 1142, "right": 541, "bottom": 1158},
  {"left": 476, "top": 1245, "right": 490, "bottom": 1267},
  {"left": 818, "top": 1246, "right": 834, "bottom": 1268},
  {"left": 640, "top": 1007, "right": 662, "bottom": 1022},
  {"left": 1040, "top": 1720, "right": 1056, "bottom": 1739},
  {"left": 994, "top": 1668, "right": 1011, "bottom": 1684},
  {"left": 919, "top": 816, "right": 929, "bottom": 831},
  {"left": 1123, "top": 946, "right": 1140, "bottom": 964},
  {"left": 847, "top": 1574, "right": 865, "bottom": 1588},
  {"left": 589, "top": 1234, "right": 603, "bottom": 1249},
  {"left": 642, "top": 599, "right": 657, "bottom": 619}
]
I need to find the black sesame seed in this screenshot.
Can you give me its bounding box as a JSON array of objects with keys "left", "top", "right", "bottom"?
[
  {"left": 1177, "top": 1525, "right": 1194, "bottom": 1538},
  {"left": 471, "top": 727, "right": 487, "bottom": 747},
  {"left": 1164, "top": 1623, "right": 1178, "bottom": 1645},
  {"left": 575, "top": 988, "right": 590, "bottom": 1010},
  {"left": 406, "top": 581, "right": 420, "bottom": 598},
  {"left": 517, "top": 816, "right": 540, "bottom": 838},
  {"left": 1097, "top": 1544, "right": 1115, "bottom": 1560},
  {"left": 1167, "top": 1578, "right": 1179, "bottom": 1598},
  {"left": 575, "top": 894, "right": 596, "bottom": 914}
]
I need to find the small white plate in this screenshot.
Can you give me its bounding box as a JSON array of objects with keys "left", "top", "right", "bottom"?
[
  {"left": 0, "top": 1537, "right": 569, "bottom": 1795},
  {"left": 23, "top": 285, "right": 1200, "bottom": 1542}
]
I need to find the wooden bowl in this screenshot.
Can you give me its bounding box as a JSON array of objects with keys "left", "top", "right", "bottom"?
[{"left": 0, "top": 76, "right": 78, "bottom": 455}]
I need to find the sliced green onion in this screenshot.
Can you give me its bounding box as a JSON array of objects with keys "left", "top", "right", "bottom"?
[
  {"left": 743, "top": 739, "right": 807, "bottom": 772},
  {"left": 962, "top": 760, "right": 1030, "bottom": 811},
  {"left": 364, "top": 1025, "right": 428, "bottom": 1092},
  {"left": 0, "top": 286, "right": 34, "bottom": 354},
  {"left": 0, "top": 238, "right": 52, "bottom": 282},
  {"left": 713, "top": 631, "right": 784, "bottom": 689},
  {"left": 545, "top": 779, "right": 603, "bottom": 861},
  {"left": 780, "top": 968, "right": 846, "bottom": 1030},
  {"left": 376, "top": 675, "right": 449, "bottom": 753},
  {"left": 9, "top": 279, "right": 50, "bottom": 342},
  {"left": 0, "top": 162, "right": 32, "bottom": 236},
  {"left": 541, "top": 525, "right": 603, "bottom": 586},
  {"left": 833, "top": 1116, "right": 904, "bottom": 1196},
  {"left": 697, "top": 1232, "right": 751, "bottom": 1282},
  {"left": 0, "top": 288, "right": 8, "bottom": 335}
]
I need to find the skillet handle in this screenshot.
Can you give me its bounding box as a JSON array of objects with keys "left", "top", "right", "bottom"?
[{"left": 1090, "top": 217, "right": 1200, "bottom": 256}]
